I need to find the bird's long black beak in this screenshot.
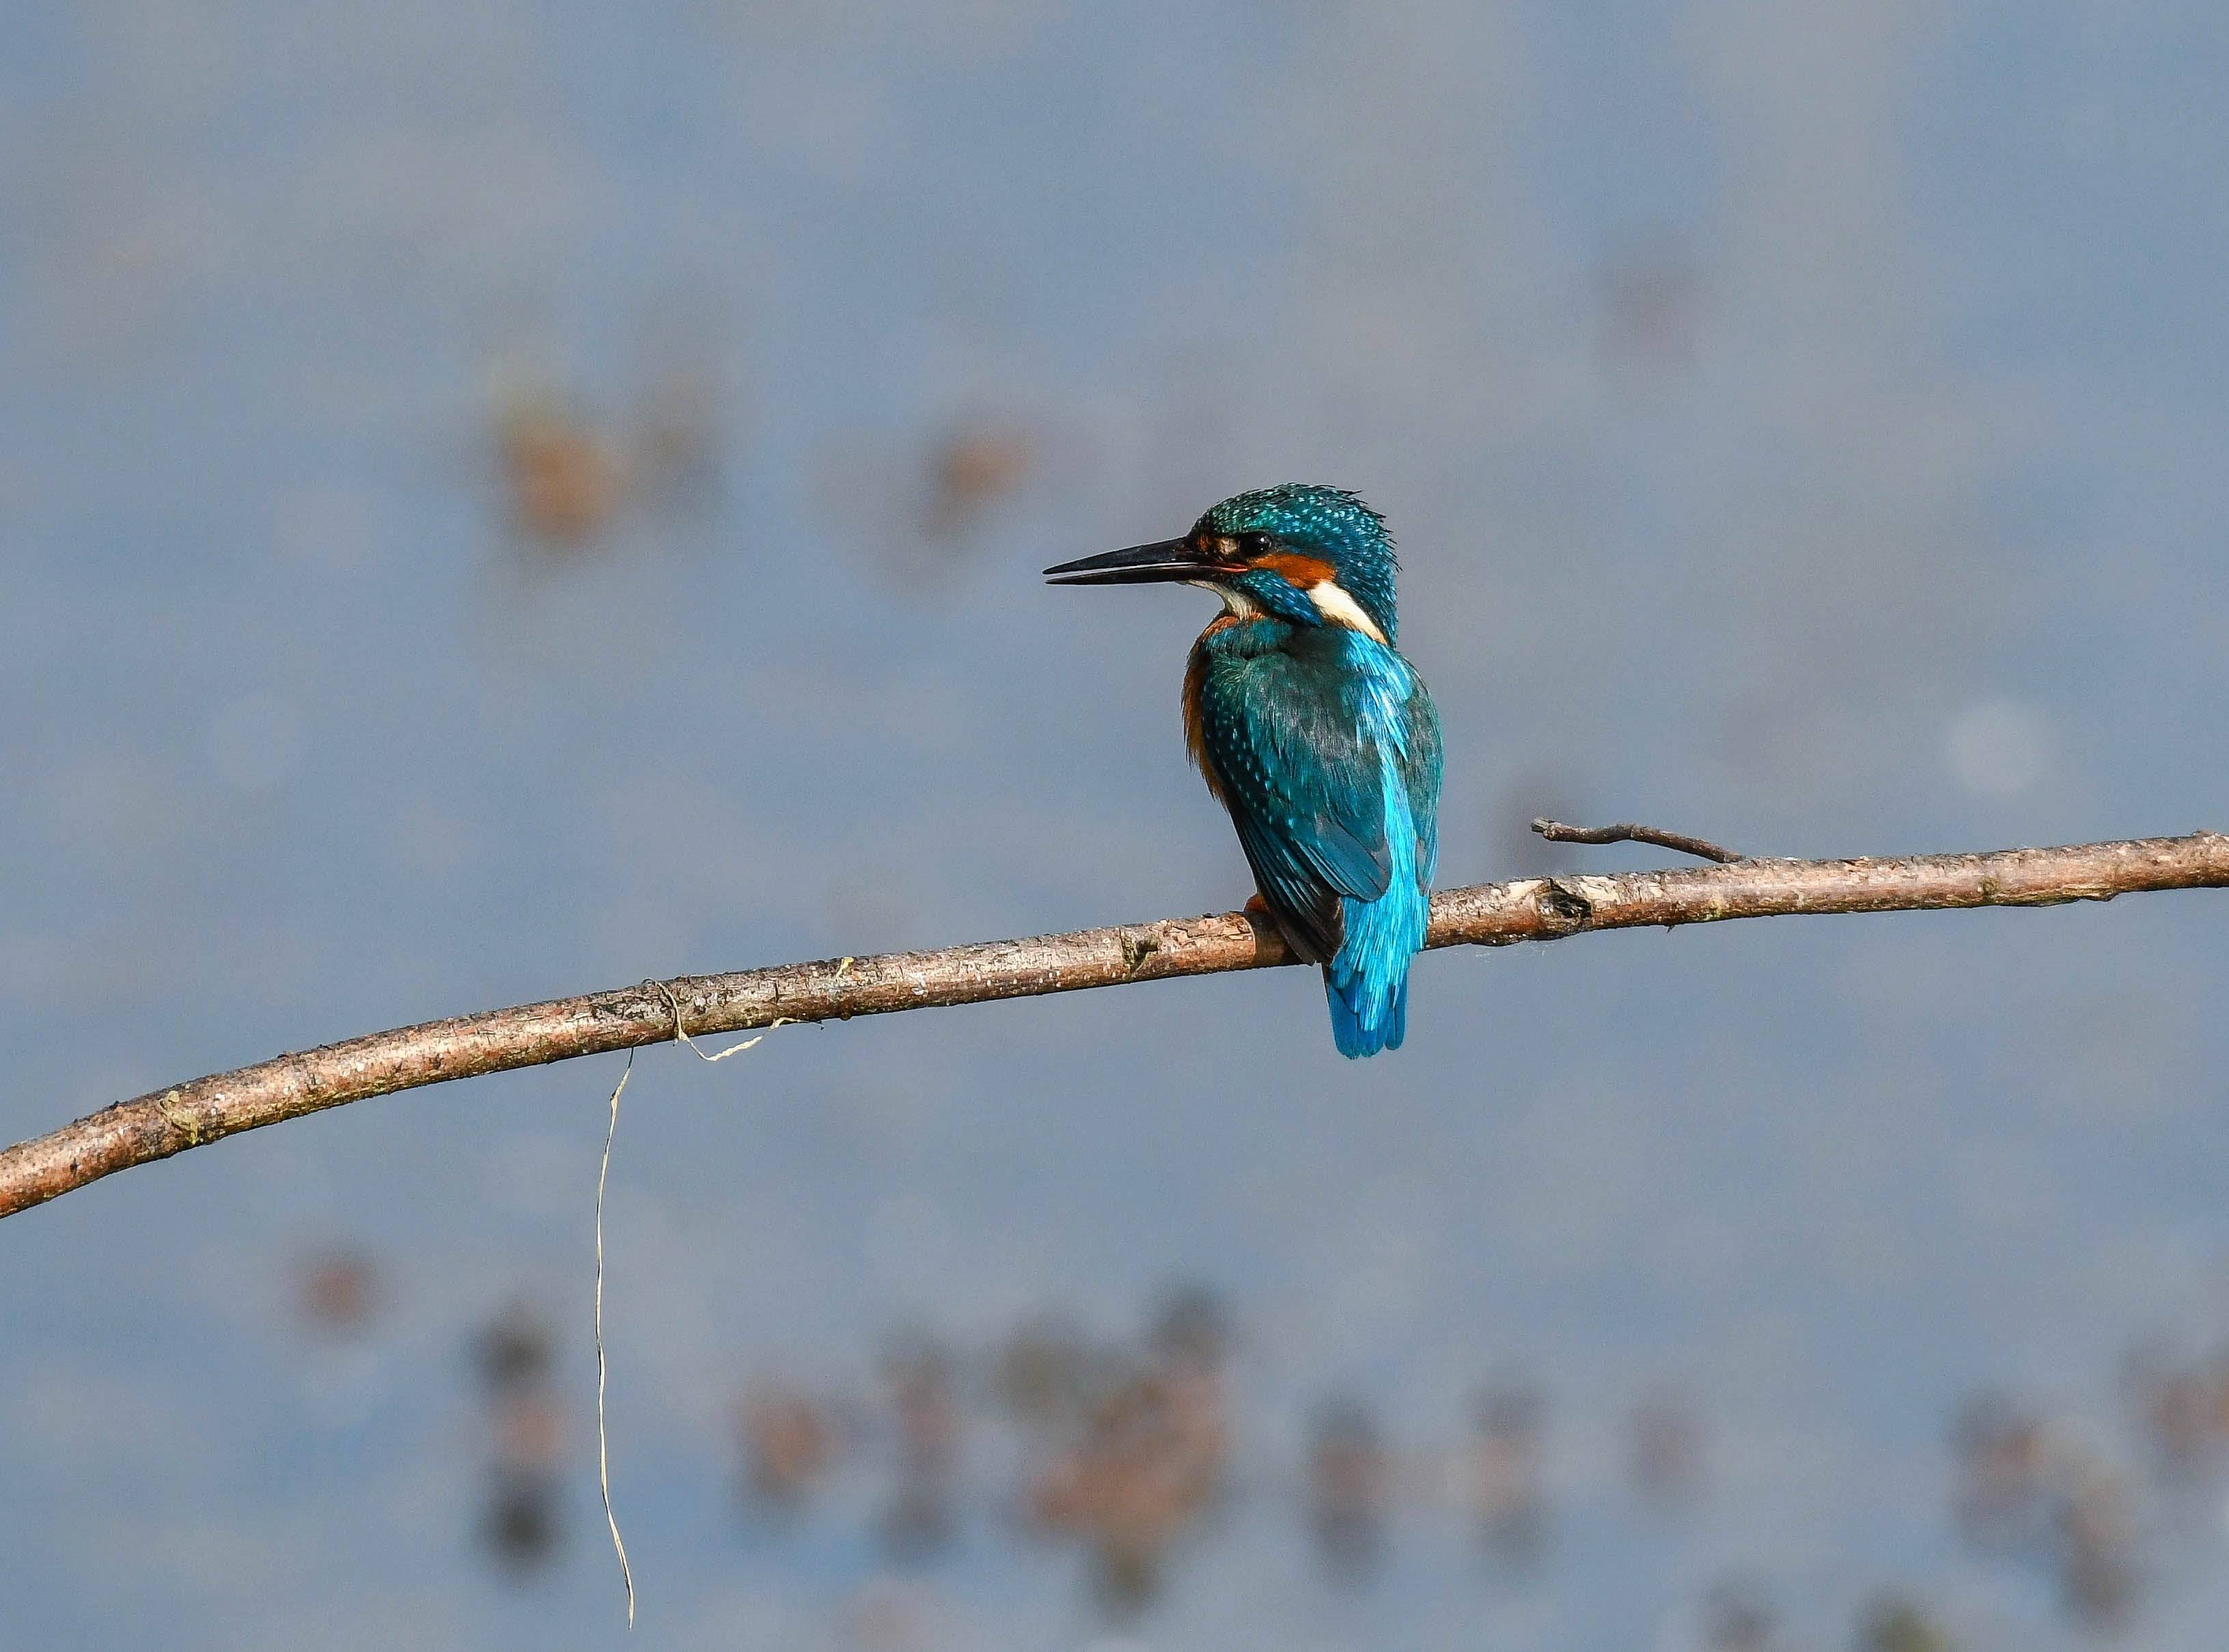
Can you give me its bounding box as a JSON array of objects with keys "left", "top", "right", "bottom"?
[{"left": 1044, "top": 537, "right": 1228, "bottom": 587}]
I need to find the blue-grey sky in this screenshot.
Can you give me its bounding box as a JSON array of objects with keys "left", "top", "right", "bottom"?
[{"left": 5, "top": 3, "right": 2229, "bottom": 1648}]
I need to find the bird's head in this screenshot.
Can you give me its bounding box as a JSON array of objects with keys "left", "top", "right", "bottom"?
[{"left": 1045, "top": 484, "right": 1399, "bottom": 645}]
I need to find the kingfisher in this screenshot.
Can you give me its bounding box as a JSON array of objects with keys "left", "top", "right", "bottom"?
[{"left": 1045, "top": 485, "right": 1442, "bottom": 1057}]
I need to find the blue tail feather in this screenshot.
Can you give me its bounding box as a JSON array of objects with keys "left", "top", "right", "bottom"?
[
  {"left": 1325, "top": 964, "right": 1409, "bottom": 1059},
  {"left": 1320, "top": 761, "right": 1425, "bottom": 1056}
]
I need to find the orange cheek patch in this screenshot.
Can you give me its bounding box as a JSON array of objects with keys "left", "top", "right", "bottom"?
[{"left": 1254, "top": 551, "right": 1338, "bottom": 588}]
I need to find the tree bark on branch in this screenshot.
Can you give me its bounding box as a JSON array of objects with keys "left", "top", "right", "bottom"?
[{"left": 3, "top": 830, "right": 2224, "bottom": 1222}]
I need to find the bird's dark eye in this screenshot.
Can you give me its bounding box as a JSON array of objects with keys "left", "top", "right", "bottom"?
[{"left": 1241, "top": 532, "right": 1273, "bottom": 555}]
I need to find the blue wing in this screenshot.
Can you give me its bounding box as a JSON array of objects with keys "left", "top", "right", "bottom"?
[
  {"left": 1195, "top": 639, "right": 1385, "bottom": 963},
  {"left": 1195, "top": 628, "right": 1432, "bottom": 981},
  {"left": 1325, "top": 669, "right": 1438, "bottom": 1054},
  {"left": 1403, "top": 674, "right": 1442, "bottom": 890}
]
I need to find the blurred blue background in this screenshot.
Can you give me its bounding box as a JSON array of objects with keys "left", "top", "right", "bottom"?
[{"left": 5, "top": 3, "right": 2229, "bottom": 1647}]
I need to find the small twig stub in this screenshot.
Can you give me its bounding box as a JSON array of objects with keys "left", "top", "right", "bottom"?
[{"left": 1532, "top": 817, "right": 1744, "bottom": 865}]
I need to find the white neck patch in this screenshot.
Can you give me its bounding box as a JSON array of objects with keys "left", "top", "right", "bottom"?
[
  {"left": 1305, "top": 579, "right": 1389, "bottom": 645},
  {"left": 1189, "top": 579, "right": 1261, "bottom": 619}
]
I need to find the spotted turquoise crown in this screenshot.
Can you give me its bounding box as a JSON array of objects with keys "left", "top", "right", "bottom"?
[{"left": 1197, "top": 485, "right": 1400, "bottom": 644}]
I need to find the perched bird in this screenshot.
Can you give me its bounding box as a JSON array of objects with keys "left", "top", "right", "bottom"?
[{"left": 1046, "top": 486, "right": 1441, "bottom": 1056}]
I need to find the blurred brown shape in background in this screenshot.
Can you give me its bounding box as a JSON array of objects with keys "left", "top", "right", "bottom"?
[
  {"left": 2122, "top": 1340, "right": 2229, "bottom": 1483},
  {"left": 991, "top": 1316, "right": 1095, "bottom": 1433},
  {"left": 1147, "top": 1285, "right": 1234, "bottom": 1512},
  {"left": 296, "top": 1246, "right": 379, "bottom": 1337},
  {"left": 1025, "top": 1286, "right": 1234, "bottom": 1618},
  {"left": 1949, "top": 1390, "right": 2048, "bottom": 1553},
  {"left": 475, "top": 1300, "right": 566, "bottom": 1576},
  {"left": 922, "top": 418, "right": 1033, "bottom": 541},
  {"left": 1031, "top": 1374, "right": 1199, "bottom": 1617},
  {"left": 488, "top": 305, "right": 730, "bottom": 556},
  {"left": 1309, "top": 1396, "right": 1390, "bottom": 1587},
  {"left": 1950, "top": 1384, "right": 2145, "bottom": 1632},
  {"left": 479, "top": 1300, "right": 555, "bottom": 1395},
  {"left": 881, "top": 1334, "right": 962, "bottom": 1563},
  {"left": 2054, "top": 1455, "right": 2137, "bottom": 1632},
  {"left": 740, "top": 1382, "right": 840, "bottom": 1517},
  {"left": 811, "top": 407, "right": 1039, "bottom": 592},
  {"left": 497, "top": 391, "right": 629, "bottom": 550},
  {"left": 1464, "top": 1379, "right": 1549, "bottom": 1570},
  {"left": 1857, "top": 1594, "right": 1953, "bottom": 1652}
]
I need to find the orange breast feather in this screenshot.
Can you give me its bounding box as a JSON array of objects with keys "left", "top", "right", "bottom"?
[{"left": 1182, "top": 621, "right": 1236, "bottom": 805}]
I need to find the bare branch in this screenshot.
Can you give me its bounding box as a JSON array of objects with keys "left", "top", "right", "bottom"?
[
  {"left": 3, "top": 832, "right": 2224, "bottom": 1222},
  {"left": 1532, "top": 817, "right": 1745, "bottom": 864}
]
